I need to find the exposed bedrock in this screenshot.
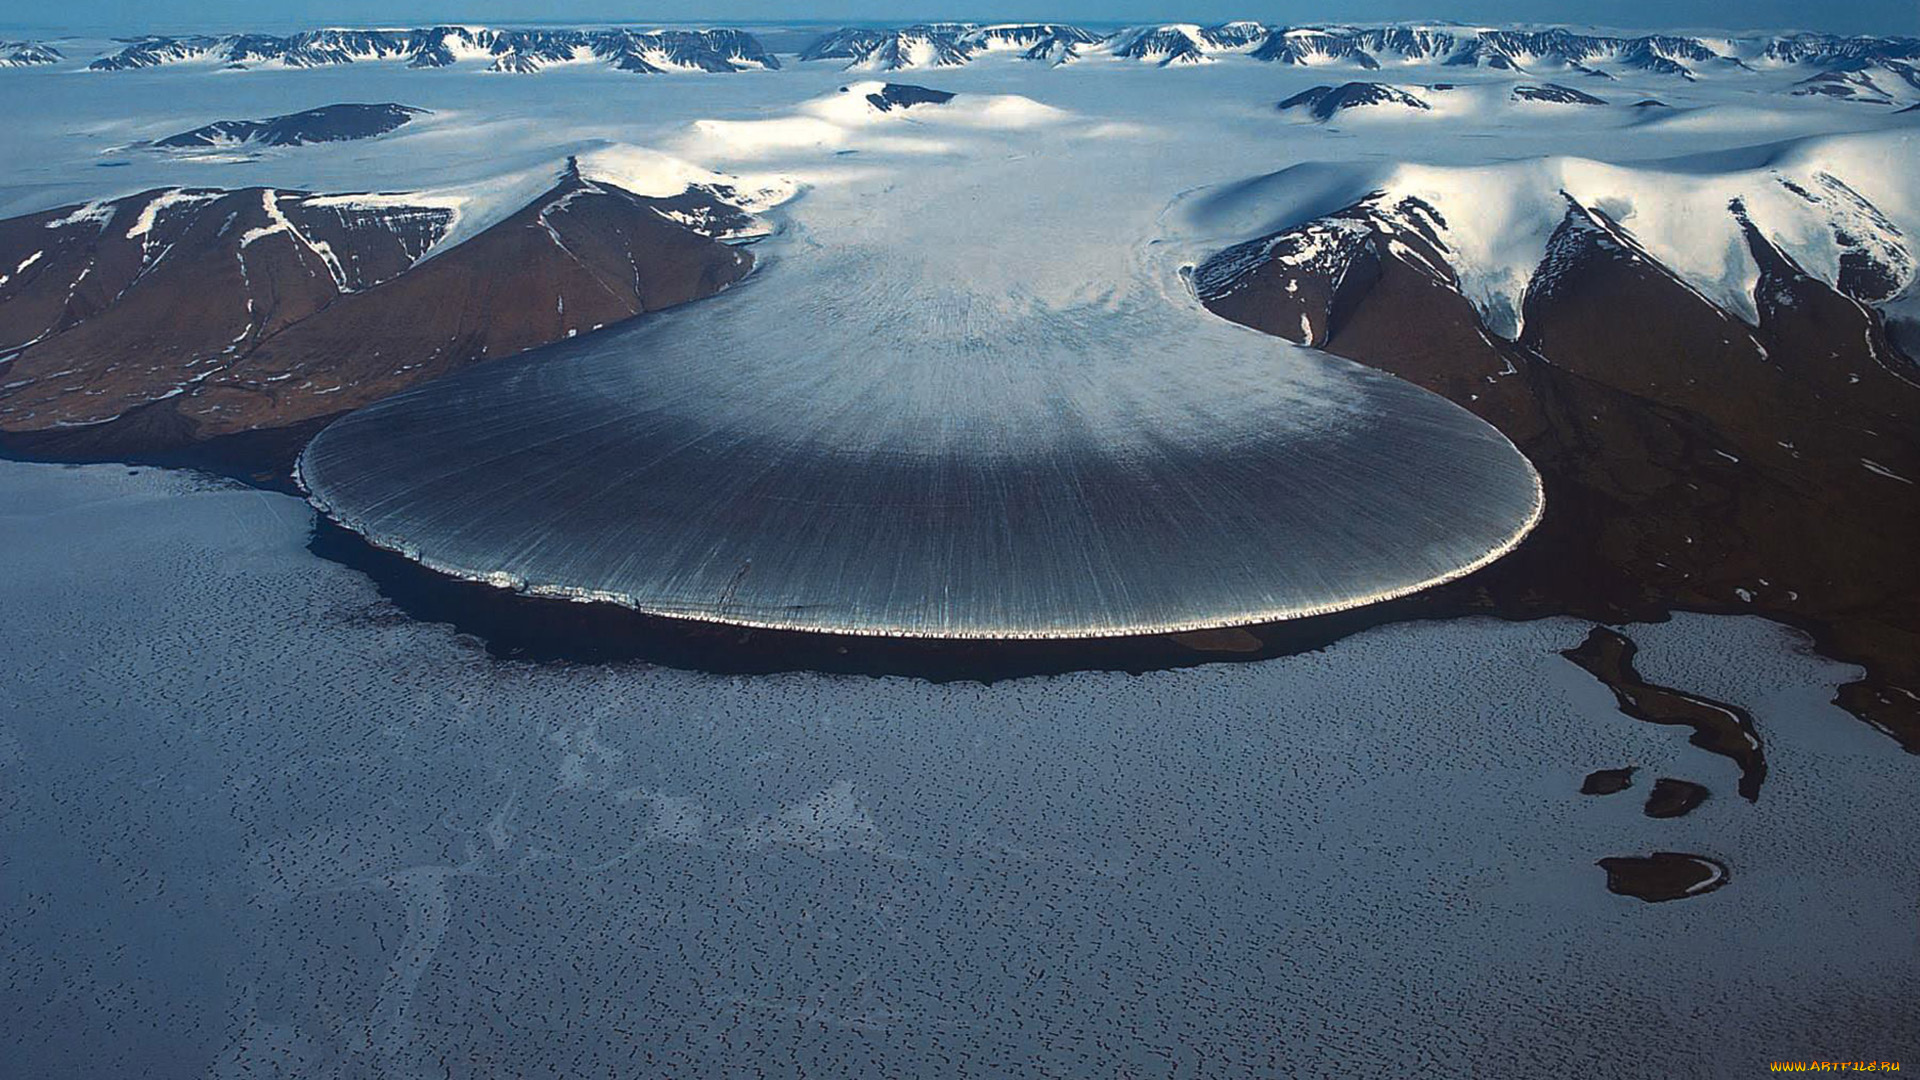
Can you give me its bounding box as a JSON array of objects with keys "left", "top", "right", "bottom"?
[
  {"left": 153, "top": 102, "right": 426, "bottom": 149},
  {"left": 1197, "top": 190, "right": 1920, "bottom": 745},
  {"left": 1277, "top": 82, "right": 1430, "bottom": 121},
  {"left": 0, "top": 161, "right": 756, "bottom": 459},
  {"left": 1598, "top": 852, "right": 1730, "bottom": 903},
  {"left": 1564, "top": 627, "right": 1766, "bottom": 800}
]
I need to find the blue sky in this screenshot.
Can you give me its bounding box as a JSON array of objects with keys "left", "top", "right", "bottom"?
[{"left": 4, "top": 0, "right": 1912, "bottom": 36}]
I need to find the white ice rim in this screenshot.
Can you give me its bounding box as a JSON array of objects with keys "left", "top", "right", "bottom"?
[{"left": 295, "top": 418, "right": 1546, "bottom": 642}]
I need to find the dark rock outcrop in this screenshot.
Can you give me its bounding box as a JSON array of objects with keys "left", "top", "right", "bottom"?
[
  {"left": 1278, "top": 83, "right": 1429, "bottom": 121},
  {"left": 1563, "top": 629, "right": 1766, "bottom": 801},
  {"left": 155, "top": 103, "right": 425, "bottom": 149},
  {"left": 1599, "top": 853, "right": 1729, "bottom": 902},
  {"left": 1512, "top": 83, "right": 1608, "bottom": 105},
  {"left": 0, "top": 163, "right": 758, "bottom": 449},
  {"left": 1793, "top": 69, "right": 1897, "bottom": 104},
  {"left": 1644, "top": 778, "right": 1710, "bottom": 818},
  {"left": 1580, "top": 767, "right": 1636, "bottom": 795},
  {"left": 849, "top": 83, "right": 955, "bottom": 111},
  {"left": 1195, "top": 183, "right": 1920, "bottom": 749}
]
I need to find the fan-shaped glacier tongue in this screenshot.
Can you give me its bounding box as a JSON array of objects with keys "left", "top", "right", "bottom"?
[
  {"left": 299, "top": 264, "right": 1540, "bottom": 638},
  {"left": 298, "top": 127, "right": 1543, "bottom": 639}
]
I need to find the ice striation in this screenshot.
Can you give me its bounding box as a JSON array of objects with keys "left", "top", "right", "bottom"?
[
  {"left": 298, "top": 274, "right": 1542, "bottom": 636},
  {"left": 299, "top": 119, "right": 1542, "bottom": 638}
]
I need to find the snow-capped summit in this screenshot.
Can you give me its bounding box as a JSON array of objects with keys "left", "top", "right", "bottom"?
[
  {"left": 800, "top": 26, "right": 975, "bottom": 70},
  {"left": 972, "top": 24, "right": 1100, "bottom": 52},
  {"left": 0, "top": 40, "right": 62, "bottom": 67},
  {"left": 50, "top": 21, "right": 1920, "bottom": 95},
  {"left": 1253, "top": 29, "right": 1384, "bottom": 69},
  {"left": 1188, "top": 131, "right": 1919, "bottom": 342},
  {"left": 801, "top": 23, "right": 1103, "bottom": 70},
  {"left": 1105, "top": 24, "right": 1269, "bottom": 66}
]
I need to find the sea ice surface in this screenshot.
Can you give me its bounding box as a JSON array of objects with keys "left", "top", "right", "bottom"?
[{"left": 1, "top": 461, "right": 1915, "bottom": 1077}]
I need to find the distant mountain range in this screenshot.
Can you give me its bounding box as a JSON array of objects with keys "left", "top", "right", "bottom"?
[
  {"left": 79, "top": 27, "right": 781, "bottom": 74},
  {"left": 0, "top": 23, "right": 1915, "bottom": 84}
]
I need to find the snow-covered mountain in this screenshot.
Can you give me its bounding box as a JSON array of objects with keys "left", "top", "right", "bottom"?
[
  {"left": 787, "top": 22, "right": 1917, "bottom": 84},
  {"left": 0, "top": 40, "right": 62, "bottom": 67},
  {"left": 1103, "top": 23, "right": 1270, "bottom": 66},
  {"left": 86, "top": 27, "right": 780, "bottom": 74},
  {"left": 1253, "top": 29, "right": 1389, "bottom": 68},
  {"left": 972, "top": 23, "right": 1103, "bottom": 52},
  {"left": 1761, "top": 33, "right": 1920, "bottom": 66},
  {"left": 1279, "top": 83, "right": 1432, "bottom": 121},
  {"left": 1795, "top": 69, "right": 1902, "bottom": 103},
  {"left": 0, "top": 153, "right": 792, "bottom": 440},
  {"left": 1187, "top": 130, "right": 1918, "bottom": 349},
  {"left": 801, "top": 26, "right": 975, "bottom": 71},
  {"left": 798, "top": 24, "right": 1098, "bottom": 71},
  {"left": 38, "top": 21, "right": 1920, "bottom": 95},
  {"left": 1185, "top": 128, "right": 1919, "bottom": 699}
]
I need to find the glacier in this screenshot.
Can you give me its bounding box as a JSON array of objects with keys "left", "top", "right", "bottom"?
[{"left": 296, "top": 84, "right": 1543, "bottom": 638}]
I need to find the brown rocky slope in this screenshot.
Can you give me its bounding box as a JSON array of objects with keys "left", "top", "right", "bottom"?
[
  {"left": 0, "top": 159, "right": 756, "bottom": 460},
  {"left": 1197, "top": 193, "right": 1920, "bottom": 745}
]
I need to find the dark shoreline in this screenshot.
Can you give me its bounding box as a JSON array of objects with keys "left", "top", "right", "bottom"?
[
  {"left": 3, "top": 426, "right": 1903, "bottom": 714},
  {"left": 310, "top": 461, "right": 1920, "bottom": 748},
  {"left": 306, "top": 513, "right": 1452, "bottom": 681},
  {"left": 0, "top": 409, "right": 327, "bottom": 496},
  {"left": 2, "top": 412, "right": 1460, "bottom": 680}
]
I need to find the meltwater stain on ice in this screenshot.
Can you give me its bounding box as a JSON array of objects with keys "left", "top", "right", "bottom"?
[{"left": 298, "top": 134, "right": 1542, "bottom": 639}]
